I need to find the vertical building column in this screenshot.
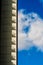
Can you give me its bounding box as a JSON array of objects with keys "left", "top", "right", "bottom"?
[{"left": 11, "top": 0, "right": 17, "bottom": 65}]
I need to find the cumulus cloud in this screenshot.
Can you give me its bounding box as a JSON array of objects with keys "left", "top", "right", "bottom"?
[{"left": 18, "top": 10, "right": 43, "bottom": 51}]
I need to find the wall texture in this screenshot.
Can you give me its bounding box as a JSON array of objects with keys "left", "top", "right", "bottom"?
[{"left": 1, "top": 0, "right": 12, "bottom": 65}]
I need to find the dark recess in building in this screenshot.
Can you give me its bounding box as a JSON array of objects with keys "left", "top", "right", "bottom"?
[{"left": 0, "top": 0, "right": 12, "bottom": 65}]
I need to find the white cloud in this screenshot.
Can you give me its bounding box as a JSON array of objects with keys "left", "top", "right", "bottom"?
[{"left": 18, "top": 10, "right": 43, "bottom": 51}]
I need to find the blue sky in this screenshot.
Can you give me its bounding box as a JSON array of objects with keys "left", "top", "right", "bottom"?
[
  {"left": 18, "top": 47, "right": 43, "bottom": 65},
  {"left": 18, "top": 0, "right": 43, "bottom": 65},
  {"left": 18, "top": 0, "right": 43, "bottom": 18}
]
